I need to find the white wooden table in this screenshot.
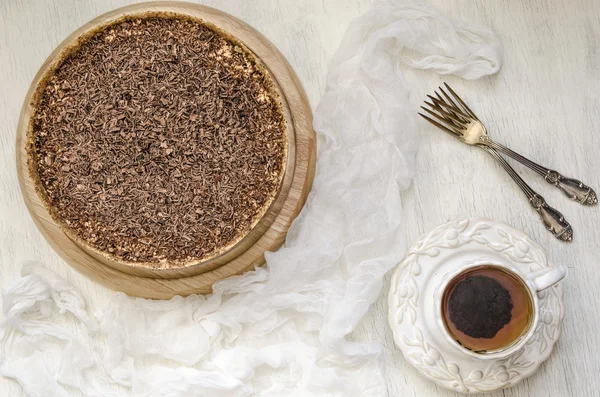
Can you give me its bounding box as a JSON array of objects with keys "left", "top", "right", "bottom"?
[{"left": 1, "top": 1, "right": 599, "bottom": 396}]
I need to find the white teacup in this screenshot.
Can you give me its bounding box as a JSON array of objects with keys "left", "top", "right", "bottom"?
[{"left": 435, "top": 258, "right": 567, "bottom": 360}]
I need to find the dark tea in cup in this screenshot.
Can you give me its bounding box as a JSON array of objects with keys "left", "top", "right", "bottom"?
[{"left": 441, "top": 265, "right": 533, "bottom": 353}]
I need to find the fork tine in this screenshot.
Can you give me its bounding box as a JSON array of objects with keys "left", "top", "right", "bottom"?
[
  {"left": 438, "top": 85, "right": 476, "bottom": 122},
  {"left": 420, "top": 106, "right": 463, "bottom": 133},
  {"left": 428, "top": 93, "right": 465, "bottom": 115},
  {"left": 434, "top": 91, "right": 457, "bottom": 112},
  {"left": 443, "top": 83, "right": 478, "bottom": 120},
  {"left": 419, "top": 112, "right": 462, "bottom": 137},
  {"left": 438, "top": 86, "right": 464, "bottom": 114},
  {"left": 428, "top": 93, "right": 450, "bottom": 106},
  {"left": 437, "top": 86, "right": 476, "bottom": 125},
  {"left": 428, "top": 94, "right": 470, "bottom": 121},
  {"left": 423, "top": 100, "right": 467, "bottom": 128},
  {"left": 427, "top": 96, "right": 469, "bottom": 119}
]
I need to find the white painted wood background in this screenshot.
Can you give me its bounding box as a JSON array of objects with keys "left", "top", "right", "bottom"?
[{"left": 1, "top": 0, "right": 599, "bottom": 396}]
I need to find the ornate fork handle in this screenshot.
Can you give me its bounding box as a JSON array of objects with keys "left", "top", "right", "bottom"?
[
  {"left": 482, "top": 147, "right": 573, "bottom": 242},
  {"left": 480, "top": 136, "right": 597, "bottom": 205}
]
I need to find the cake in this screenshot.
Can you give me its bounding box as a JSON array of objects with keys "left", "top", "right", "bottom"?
[{"left": 28, "top": 15, "right": 287, "bottom": 268}]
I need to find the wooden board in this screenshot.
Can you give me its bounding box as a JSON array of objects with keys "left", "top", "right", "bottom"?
[
  {"left": 21, "top": 3, "right": 301, "bottom": 279},
  {"left": 16, "top": 1, "right": 316, "bottom": 298}
]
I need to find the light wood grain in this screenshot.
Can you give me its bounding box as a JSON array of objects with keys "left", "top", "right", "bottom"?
[
  {"left": 16, "top": 2, "right": 316, "bottom": 296},
  {"left": 1, "top": 0, "right": 600, "bottom": 396}
]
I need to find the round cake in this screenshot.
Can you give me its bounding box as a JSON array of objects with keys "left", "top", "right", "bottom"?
[{"left": 28, "top": 15, "right": 287, "bottom": 268}]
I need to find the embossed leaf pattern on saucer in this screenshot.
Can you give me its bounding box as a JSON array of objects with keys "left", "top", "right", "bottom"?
[{"left": 388, "top": 218, "right": 564, "bottom": 393}]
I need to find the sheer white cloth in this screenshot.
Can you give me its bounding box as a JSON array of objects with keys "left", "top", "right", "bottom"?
[{"left": 0, "top": 1, "right": 502, "bottom": 396}]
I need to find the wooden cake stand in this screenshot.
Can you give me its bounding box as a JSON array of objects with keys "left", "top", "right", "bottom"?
[{"left": 16, "top": 2, "right": 315, "bottom": 298}]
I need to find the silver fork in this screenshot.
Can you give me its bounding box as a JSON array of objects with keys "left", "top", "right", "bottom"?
[
  {"left": 418, "top": 83, "right": 591, "bottom": 242},
  {"left": 428, "top": 84, "right": 596, "bottom": 206}
]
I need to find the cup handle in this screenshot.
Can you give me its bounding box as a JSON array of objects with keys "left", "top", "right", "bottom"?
[{"left": 529, "top": 266, "right": 567, "bottom": 291}]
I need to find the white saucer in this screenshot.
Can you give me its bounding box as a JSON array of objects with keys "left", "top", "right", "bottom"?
[{"left": 388, "top": 218, "right": 564, "bottom": 393}]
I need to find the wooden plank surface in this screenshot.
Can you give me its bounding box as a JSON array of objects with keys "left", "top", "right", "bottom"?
[{"left": 1, "top": 0, "right": 599, "bottom": 396}]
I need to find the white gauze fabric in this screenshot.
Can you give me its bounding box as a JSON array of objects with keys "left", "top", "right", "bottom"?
[{"left": 1, "top": 1, "right": 502, "bottom": 396}]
